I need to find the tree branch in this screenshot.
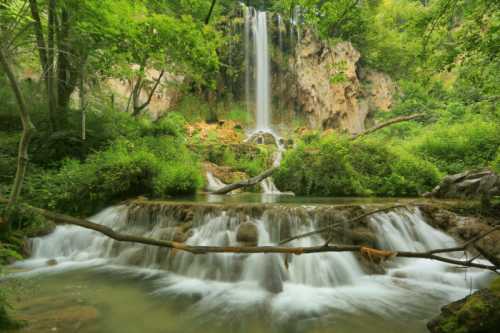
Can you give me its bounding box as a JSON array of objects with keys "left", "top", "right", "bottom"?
[
  {"left": 0, "top": 48, "right": 36, "bottom": 207},
  {"left": 211, "top": 167, "right": 278, "bottom": 195},
  {"left": 133, "top": 70, "right": 165, "bottom": 116},
  {"left": 205, "top": 0, "right": 217, "bottom": 25},
  {"left": 0, "top": 197, "right": 497, "bottom": 271},
  {"left": 351, "top": 113, "right": 425, "bottom": 140}
]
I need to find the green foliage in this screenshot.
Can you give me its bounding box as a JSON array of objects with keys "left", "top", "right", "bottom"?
[
  {"left": 25, "top": 136, "right": 202, "bottom": 216},
  {"left": 276, "top": 134, "right": 442, "bottom": 197},
  {"left": 491, "top": 149, "right": 500, "bottom": 174},
  {"left": 151, "top": 112, "right": 187, "bottom": 137},
  {"left": 408, "top": 117, "right": 500, "bottom": 174}
]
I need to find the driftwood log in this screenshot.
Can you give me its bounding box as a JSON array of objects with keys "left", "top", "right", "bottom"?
[{"left": 0, "top": 197, "right": 498, "bottom": 272}]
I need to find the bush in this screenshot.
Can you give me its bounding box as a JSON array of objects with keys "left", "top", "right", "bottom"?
[
  {"left": 275, "top": 134, "right": 441, "bottom": 197},
  {"left": 151, "top": 112, "right": 187, "bottom": 137},
  {"left": 409, "top": 117, "right": 500, "bottom": 174},
  {"left": 492, "top": 149, "right": 500, "bottom": 174},
  {"left": 25, "top": 137, "right": 202, "bottom": 216},
  {"left": 275, "top": 135, "right": 366, "bottom": 196}
]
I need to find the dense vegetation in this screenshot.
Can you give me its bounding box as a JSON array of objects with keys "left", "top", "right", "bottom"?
[{"left": 0, "top": 0, "right": 499, "bottom": 325}]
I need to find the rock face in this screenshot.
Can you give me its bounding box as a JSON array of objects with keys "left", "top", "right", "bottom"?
[
  {"left": 427, "top": 278, "right": 500, "bottom": 333},
  {"left": 294, "top": 30, "right": 395, "bottom": 134},
  {"left": 424, "top": 169, "right": 500, "bottom": 199}
]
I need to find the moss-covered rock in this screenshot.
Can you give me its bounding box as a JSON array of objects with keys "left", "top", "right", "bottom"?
[{"left": 427, "top": 278, "right": 500, "bottom": 333}]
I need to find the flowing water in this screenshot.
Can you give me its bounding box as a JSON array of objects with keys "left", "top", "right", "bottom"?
[{"left": 7, "top": 201, "right": 494, "bottom": 332}]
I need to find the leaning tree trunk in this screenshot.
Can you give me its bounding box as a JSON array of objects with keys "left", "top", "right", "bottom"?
[{"left": 0, "top": 48, "right": 36, "bottom": 209}]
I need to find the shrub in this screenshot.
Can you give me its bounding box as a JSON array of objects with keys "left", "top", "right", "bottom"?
[
  {"left": 275, "top": 134, "right": 441, "bottom": 197},
  {"left": 151, "top": 112, "right": 187, "bottom": 137},
  {"left": 275, "top": 135, "right": 366, "bottom": 196},
  {"left": 410, "top": 117, "right": 500, "bottom": 174},
  {"left": 25, "top": 137, "right": 202, "bottom": 215}
]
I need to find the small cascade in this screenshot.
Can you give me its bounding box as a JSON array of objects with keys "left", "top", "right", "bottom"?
[
  {"left": 16, "top": 204, "right": 494, "bottom": 322},
  {"left": 205, "top": 172, "right": 226, "bottom": 192},
  {"left": 260, "top": 177, "right": 282, "bottom": 194}
]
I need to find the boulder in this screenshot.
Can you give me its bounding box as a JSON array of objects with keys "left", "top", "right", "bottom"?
[
  {"left": 236, "top": 222, "right": 258, "bottom": 246},
  {"left": 427, "top": 278, "right": 500, "bottom": 333},
  {"left": 424, "top": 169, "right": 500, "bottom": 200}
]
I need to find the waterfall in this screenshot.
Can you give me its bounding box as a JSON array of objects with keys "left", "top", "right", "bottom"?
[
  {"left": 205, "top": 172, "right": 226, "bottom": 192},
  {"left": 253, "top": 11, "right": 271, "bottom": 132}
]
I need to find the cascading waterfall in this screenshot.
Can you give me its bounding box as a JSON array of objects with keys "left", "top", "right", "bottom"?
[{"left": 16, "top": 204, "right": 493, "bottom": 323}]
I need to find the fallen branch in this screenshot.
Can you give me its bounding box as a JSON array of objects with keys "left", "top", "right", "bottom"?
[
  {"left": 351, "top": 114, "right": 425, "bottom": 140},
  {"left": 211, "top": 167, "right": 277, "bottom": 195},
  {"left": 0, "top": 197, "right": 498, "bottom": 272}
]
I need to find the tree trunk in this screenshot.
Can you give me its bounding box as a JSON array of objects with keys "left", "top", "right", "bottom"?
[
  {"left": 29, "top": 0, "right": 57, "bottom": 132},
  {"left": 47, "top": 0, "right": 59, "bottom": 131},
  {"left": 0, "top": 48, "right": 36, "bottom": 209}
]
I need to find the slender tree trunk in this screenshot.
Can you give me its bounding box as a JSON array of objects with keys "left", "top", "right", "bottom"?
[
  {"left": 80, "top": 61, "right": 86, "bottom": 141},
  {"left": 29, "top": 0, "right": 57, "bottom": 132},
  {"left": 0, "top": 48, "right": 36, "bottom": 209},
  {"left": 47, "top": 0, "right": 59, "bottom": 131}
]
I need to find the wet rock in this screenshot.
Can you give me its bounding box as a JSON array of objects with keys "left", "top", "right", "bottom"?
[
  {"left": 427, "top": 278, "right": 500, "bottom": 333},
  {"left": 247, "top": 132, "right": 278, "bottom": 145},
  {"left": 46, "top": 259, "right": 58, "bottom": 266},
  {"left": 424, "top": 169, "right": 500, "bottom": 200},
  {"left": 259, "top": 254, "right": 286, "bottom": 294},
  {"left": 236, "top": 222, "right": 258, "bottom": 246},
  {"left": 348, "top": 227, "right": 377, "bottom": 247}
]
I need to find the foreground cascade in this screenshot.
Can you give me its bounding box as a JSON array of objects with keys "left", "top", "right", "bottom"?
[{"left": 16, "top": 201, "right": 495, "bottom": 330}]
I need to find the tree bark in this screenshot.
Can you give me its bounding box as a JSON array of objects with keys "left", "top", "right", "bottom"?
[
  {"left": 0, "top": 49, "right": 36, "bottom": 208},
  {"left": 212, "top": 167, "right": 277, "bottom": 195}
]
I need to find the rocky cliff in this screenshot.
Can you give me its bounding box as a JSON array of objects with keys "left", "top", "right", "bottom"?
[{"left": 293, "top": 30, "right": 395, "bottom": 134}]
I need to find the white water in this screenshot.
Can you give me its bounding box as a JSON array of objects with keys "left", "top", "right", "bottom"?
[
  {"left": 205, "top": 171, "right": 226, "bottom": 192},
  {"left": 14, "top": 205, "right": 493, "bottom": 322},
  {"left": 253, "top": 11, "right": 271, "bottom": 132}
]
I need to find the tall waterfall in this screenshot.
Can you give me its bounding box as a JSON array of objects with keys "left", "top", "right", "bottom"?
[
  {"left": 243, "top": 6, "right": 272, "bottom": 133},
  {"left": 254, "top": 11, "right": 271, "bottom": 132}
]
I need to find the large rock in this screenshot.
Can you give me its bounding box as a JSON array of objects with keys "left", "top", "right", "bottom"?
[
  {"left": 294, "top": 30, "right": 395, "bottom": 134},
  {"left": 427, "top": 278, "right": 500, "bottom": 333},
  {"left": 424, "top": 169, "right": 500, "bottom": 200},
  {"left": 236, "top": 222, "right": 259, "bottom": 246}
]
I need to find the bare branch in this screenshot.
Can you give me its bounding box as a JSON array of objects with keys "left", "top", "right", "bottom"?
[{"left": 351, "top": 114, "right": 425, "bottom": 140}]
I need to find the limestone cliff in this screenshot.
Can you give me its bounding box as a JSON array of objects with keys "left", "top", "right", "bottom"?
[{"left": 293, "top": 30, "right": 395, "bottom": 134}]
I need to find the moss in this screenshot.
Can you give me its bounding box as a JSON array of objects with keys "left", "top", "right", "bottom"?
[{"left": 489, "top": 277, "right": 500, "bottom": 295}]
